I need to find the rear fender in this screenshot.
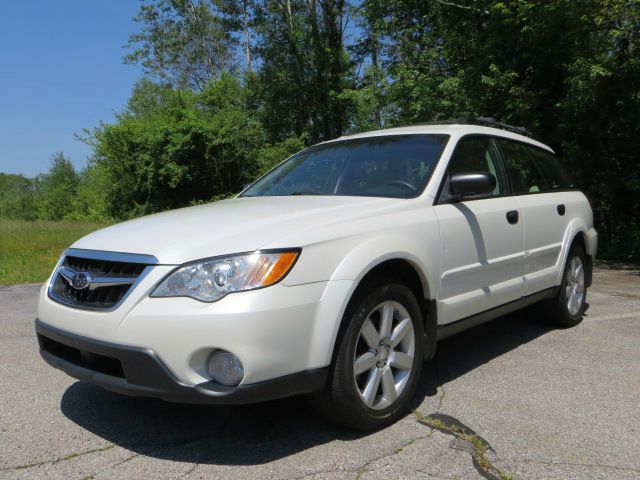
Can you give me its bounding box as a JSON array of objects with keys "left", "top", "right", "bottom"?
[{"left": 556, "top": 218, "right": 595, "bottom": 286}]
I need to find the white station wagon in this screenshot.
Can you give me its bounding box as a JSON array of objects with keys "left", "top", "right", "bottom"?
[{"left": 36, "top": 120, "right": 597, "bottom": 429}]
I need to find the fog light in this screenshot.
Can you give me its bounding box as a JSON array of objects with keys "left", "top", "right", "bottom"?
[{"left": 208, "top": 350, "right": 244, "bottom": 386}]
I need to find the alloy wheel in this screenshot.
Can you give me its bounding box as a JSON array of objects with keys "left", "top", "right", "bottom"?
[
  {"left": 565, "top": 256, "right": 585, "bottom": 316},
  {"left": 353, "top": 300, "right": 415, "bottom": 410}
]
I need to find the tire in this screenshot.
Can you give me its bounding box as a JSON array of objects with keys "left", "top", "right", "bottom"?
[
  {"left": 310, "top": 279, "right": 424, "bottom": 430},
  {"left": 545, "top": 245, "right": 588, "bottom": 328}
]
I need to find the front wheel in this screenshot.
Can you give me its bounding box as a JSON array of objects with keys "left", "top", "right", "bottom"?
[
  {"left": 546, "top": 246, "right": 588, "bottom": 328},
  {"left": 310, "top": 281, "right": 424, "bottom": 430}
]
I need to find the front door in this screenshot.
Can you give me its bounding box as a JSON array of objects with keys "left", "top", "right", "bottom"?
[{"left": 434, "top": 136, "right": 525, "bottom": 324}]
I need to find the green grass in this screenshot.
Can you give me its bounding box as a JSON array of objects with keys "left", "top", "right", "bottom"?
[{"left": 0, "top": 219, "right": 106, "bottom": 285}]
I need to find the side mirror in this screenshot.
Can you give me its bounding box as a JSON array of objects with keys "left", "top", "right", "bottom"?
[{"left": 448, "top": 172, "right": 496, "bottom": 201}]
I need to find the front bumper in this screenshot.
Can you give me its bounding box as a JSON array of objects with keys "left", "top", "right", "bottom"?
[
  {"left": 36, "top": 319, "right": 328, "bottom": 404},
  {"left": 37, "top": 273, "right": 355, "bottom": 387}
]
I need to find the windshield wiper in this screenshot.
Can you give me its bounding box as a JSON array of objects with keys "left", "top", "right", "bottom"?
[{"left": 289, "top": 191, "right": 323, "bottom": 196}]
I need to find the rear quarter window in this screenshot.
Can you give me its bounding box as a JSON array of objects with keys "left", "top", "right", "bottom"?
[
  {"left": 495, "top": 139, "right": 547, "bottom": 194},
  {"left": 530, "top": 148, "right": 576, "bottom": 190},
  {"left": 496, "top": 138, "right": 576, "bottom": 194}
]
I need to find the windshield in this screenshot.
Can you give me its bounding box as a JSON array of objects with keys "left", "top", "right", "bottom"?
[{"left": 241, "top": 134, "right": 449, "bottom": 199}]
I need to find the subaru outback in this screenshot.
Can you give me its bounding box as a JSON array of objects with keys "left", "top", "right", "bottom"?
[{"left": 35, "top": 120, "right": 597, "bottom": 430}]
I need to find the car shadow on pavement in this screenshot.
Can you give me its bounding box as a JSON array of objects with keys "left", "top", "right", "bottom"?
[
  {"left": 60, "top": 308, "right": 555, "bottom": 466},
  {"left": 416, "top": 308, "right": 556, "bottom": 398}
]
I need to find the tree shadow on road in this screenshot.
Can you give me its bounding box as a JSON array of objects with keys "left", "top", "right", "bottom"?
[{"left": 60, "top": 308, "right": 555, "bottom": 466}]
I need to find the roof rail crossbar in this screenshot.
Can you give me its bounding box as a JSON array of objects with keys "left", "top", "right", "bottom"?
[
  {"left": 413, "top": 117, "right": 533, "bottom": 137},
  {"left": 474, "top": 117, "right": 533, "bottom": 137}
]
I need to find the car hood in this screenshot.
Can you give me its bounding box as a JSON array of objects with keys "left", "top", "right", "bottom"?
[{"left": 71, "top": 196, "right": 404, "bottom": 264}]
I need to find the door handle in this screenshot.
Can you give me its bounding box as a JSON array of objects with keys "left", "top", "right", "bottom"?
[
  {"left": 557, "top": 204, "right": 566, "bottom": 216},
  {"left": 506, "top": 210, "right": 519, "bottom": 224}
]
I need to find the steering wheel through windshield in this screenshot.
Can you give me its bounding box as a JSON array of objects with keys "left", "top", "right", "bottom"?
[{"left": 385, "top": 180, "right": 417, "bottom": 193}]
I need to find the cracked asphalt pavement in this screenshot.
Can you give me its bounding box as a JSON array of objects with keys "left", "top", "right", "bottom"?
[{"left": 1, "top": 265, "right": 639, "bottom": 479}]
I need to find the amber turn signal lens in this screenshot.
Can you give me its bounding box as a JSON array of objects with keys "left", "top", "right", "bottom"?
[{"left": 261, "top": 251, "right": 299, "bottom": 286}]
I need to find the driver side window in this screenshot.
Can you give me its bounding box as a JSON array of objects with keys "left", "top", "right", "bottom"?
[{"left": 447, "top": 137, "right": 508, "bottom": 197}]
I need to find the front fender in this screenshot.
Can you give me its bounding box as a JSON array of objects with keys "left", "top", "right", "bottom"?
[
  {"left": 284, "top": 228, "right": 440, "bottom": 368},
  {"left": 329, "top": 235, "right": 437, "bottom": 299}
]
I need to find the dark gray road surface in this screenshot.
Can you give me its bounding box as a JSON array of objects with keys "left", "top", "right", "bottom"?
[{"left": 1, "top": 265, "right": 639, "bottom": 479}]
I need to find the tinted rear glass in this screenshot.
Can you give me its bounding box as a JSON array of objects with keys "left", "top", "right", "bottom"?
[
  {"left": 496, "top": 139, "right": 570, "bottom": 194},
  {"left": 530, "top": 148, "right": 575, "bottom": 190}
]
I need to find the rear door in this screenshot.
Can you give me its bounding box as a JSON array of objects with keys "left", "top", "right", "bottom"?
[
  {"left": 434, "top": 136, "right": 525, "bottom": 324},
  {"left": 494, "top": 139, "right": 574, "bottom": 296}
]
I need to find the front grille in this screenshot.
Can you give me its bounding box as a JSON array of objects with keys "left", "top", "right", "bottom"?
[
  {"left": 65, "top": 256, "right": 146, "bottom": 277},
  {"left": 38, "top": 334, "right": 125, "bottom": 378},
  {"left": 52, "top": 282, "right": 132, "bottom": 309},
  {"left": 49, "top": 251, "right": 154, "bottom": 311}
]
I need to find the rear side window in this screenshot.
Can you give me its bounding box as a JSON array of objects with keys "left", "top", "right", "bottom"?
[
  {"left": 530, "top": 148, "right": 575, "bottom": 190},
  {"left": 495, "top": 139, "right": 548, "bottom": 194}
]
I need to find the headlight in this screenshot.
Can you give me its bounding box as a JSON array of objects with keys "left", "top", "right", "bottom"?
[{"left": 151, "top": 250, "right": 300, "bottom": 302}]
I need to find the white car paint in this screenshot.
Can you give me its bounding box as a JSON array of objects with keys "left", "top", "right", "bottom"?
[
  {"left": 37, "top": 123, "right": 597, "bottom": 391},
  {"left": 435, "top": 197, "right": 525, "bottom": 322}
]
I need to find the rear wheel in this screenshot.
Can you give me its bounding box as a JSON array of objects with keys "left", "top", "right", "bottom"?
[
  {"left": 310, "top": 280, "right": 424, "bottom": 430},
  {"left": 545, "top": 245, "right": 587, "bottom": 327}
]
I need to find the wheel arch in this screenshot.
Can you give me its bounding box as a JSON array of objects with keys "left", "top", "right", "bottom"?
[
  {"left": 326, "top": 253, "right": 438, "bottom": 366},
  {"left": 557, "top": 220, "right": 593, "bottom": 287},
  {"left": 571, "top": 230, "right": 587, "bottom": 252}
]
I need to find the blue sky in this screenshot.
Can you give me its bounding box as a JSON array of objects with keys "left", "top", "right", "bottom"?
[{"left": 0, "top": 1, "right": 142, "bottom": 177}]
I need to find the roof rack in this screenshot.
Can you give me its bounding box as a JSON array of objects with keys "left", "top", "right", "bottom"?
[{"left": 414, "top": 117, "right": 533, "bottom": 138}]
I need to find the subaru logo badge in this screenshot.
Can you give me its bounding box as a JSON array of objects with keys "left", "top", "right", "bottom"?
[{"left": 71, "top": 271, "right": 92, "bottom": 290}]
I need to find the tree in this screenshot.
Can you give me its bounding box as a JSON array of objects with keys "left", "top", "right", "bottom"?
[
  {"left": 125, "top": 0, "right": 356, "bottom": 143},
  {"left": 37, "top": 153, "right": 80, "bottom": 220},
  {"left": 254, "top": 0, "right": 354, "bottom": 143},
  {"left": 68, "top": 162, "right": 112, "bottom": 223},
  {"left": 217, "top": 0, "right": 257, "bottom": 71},
  {"left": 3, "top": 0, "right": 635, "bottom": 260},
  {"left": 89, "top": 76, "right": 269, "bottom": 217},
  {"left": 0, "top": 173, "right": 38, "bottom": 221},
  {"left": 346, "top": 0, "right": 392, "bottom": 131},
  {"left": 360, "top": 0, "right": 640, "bottom": 259},
  {"left": 558, "top": 0, "right": 640, "bottom": 259},
  {"left": 125, "top": 0, "right": 238, "bottom": 89}
]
